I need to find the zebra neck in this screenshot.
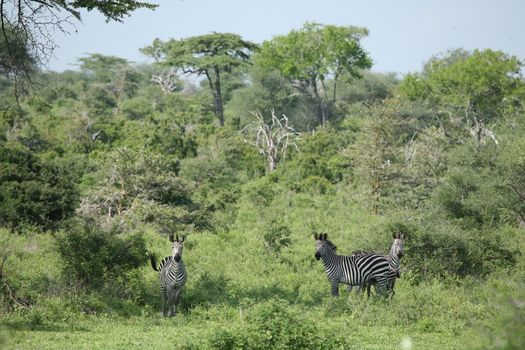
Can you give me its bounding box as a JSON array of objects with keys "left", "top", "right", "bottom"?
[
  {"left": 170, "top": 258, "right": 184, "bottom": 270},
  {"left": 321, "top": 251, "right": 339, "bottom": 270},
  {"left": 388, "top": 251, "right": 399, "bottom": 271}
]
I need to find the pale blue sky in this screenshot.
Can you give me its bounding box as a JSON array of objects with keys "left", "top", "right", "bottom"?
[{"left": 48, "top": 0, "right": 525, "bottom": 74}]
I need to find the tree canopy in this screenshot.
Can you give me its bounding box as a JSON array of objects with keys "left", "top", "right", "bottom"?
[
  {"left": 399, "top": 49, "right": 525, "bottom": 144},
  {"left": 142, "top": 33, "right": 259, "bottom": 126},
  {"left": 255, "top": 22, "right": 372, "bottom": 125}
]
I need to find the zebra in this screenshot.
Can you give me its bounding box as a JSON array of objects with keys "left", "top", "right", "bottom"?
[
  {"left": 385, "top": 232, "right": 404, "bottom": 296},
  {"left": 346, "top": 233, "right": 405, "bottom": 297},
  {"left": 150, "top": 233, "right": 187, "bottom": 317},
  {"left": 346, "top": 250, "right": 374, "bottom": 294},
  {"left": 314, "top": 232, "right": 391, "bottom": 297}
]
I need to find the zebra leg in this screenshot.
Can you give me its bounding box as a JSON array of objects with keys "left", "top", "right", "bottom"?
[
  {"left": 161, "top": 290, "right": 168, "bottom": 317},
  {"left": 389, "top": 278, "right": 396, "bottom": 299},
  {"left": 171, "top": 287, "right": 183, "bottom": 316},
  {"left": 331, "top": 282, "right": 339, "bottom": 297}
]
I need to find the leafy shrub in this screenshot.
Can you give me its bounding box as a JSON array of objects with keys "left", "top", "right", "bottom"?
[
  {"left": 401, "top": 221, "right": 518, "bottom": 282},
  {"left": 262, "top": 220, "right": 291, "bottom": 254},
  {"left": 295, "top": 175, "right": 334, "bottom": 195},
  {"left": 120, "top": 96, "right": 154, "bottom": 120},
  {"left": 0, "top": 143, "right": 80, "bottom": 230},
  {"left": 57, "top": 219, "right": 147, "bottom": 289},
  {"left": 244, "top": 176, "right": 277, "bottom": 206},
  {"left": 209, "top": 299, "right": 346, "bottom": 350}
]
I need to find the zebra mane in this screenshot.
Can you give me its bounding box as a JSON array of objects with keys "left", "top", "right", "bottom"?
[
  {"left": 324, "top": 239, "right": 337, "bottom": 251},
  {"left": 351, "top": 250, "right": 371, "bottom": 257}
]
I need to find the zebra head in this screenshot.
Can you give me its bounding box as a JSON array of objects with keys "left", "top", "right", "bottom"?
[
  {"left": 314, "top": 232, "right": 337, "bottom": 260},
  {"left": 169, "top": 233, "right": 186, "bottom": 262},
  {"left": 391, "top": 232, "right": 404, "bottom": 258}
]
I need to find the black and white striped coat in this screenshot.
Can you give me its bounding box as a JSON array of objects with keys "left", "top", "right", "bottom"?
[
  {"left": 347, "top": 233, "right": 405, "bottom": 297},
  {"left": 314, "top": 233, "right": 390, "bottom": 297},
  {"left": 385, "top": 232, "right": 404, "bottom": 295},
  {"left": 150, "top": 234, "right": 187, "bottom": 317}
]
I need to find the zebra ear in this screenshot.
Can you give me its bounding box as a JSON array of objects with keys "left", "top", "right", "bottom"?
[
  {"left": 176, "top": 234, "right": 180, "bottom": 242},
  {"left": 322, "top": 233, "right": 328, "bottom": 240},
  {"left": 181, "top": 235, "right": 186, "bottom": 242},
  {"left": 314, "top": 232, "right": 319, "bottom": 240},
  {"left": 169, "top": 233, "right": 175, "bottom": 242}
]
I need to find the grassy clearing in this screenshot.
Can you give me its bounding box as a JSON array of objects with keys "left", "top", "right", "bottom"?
[{"left": 1, "top": 192, "right": 524, "bottom": 349}]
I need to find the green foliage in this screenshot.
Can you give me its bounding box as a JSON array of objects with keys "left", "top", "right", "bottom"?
[
  {"left": 398, "top": 49, "right": 525, "bottom": 143},
  {"left": 352, "top": 100, "right": 402, "bottom": 212},
  {"left": 476, "top": 280, "right": 525, "bottom": 350},
  {"left": 0, "top": 25, "right": 36, "bottom": 77},
  {"left": 0, "top": 143, "right": 80, "bottom": 230},
  {"left": 57, "top": 0, "right": 157, "bottom": 22},
  {"left": 227, "top": 68, "right": 300, "bottom": 127},
  {"left": 256, "top": 22, "right": 372, "bottom": 125},
  {"left": 142, "top": 33, "right": 258, "bottom": 125},
  {"left": 337, "top": 71, "right": 398, "bottom": 105},
  {"left": 281, "top": 126, "right": 353, "bottom": 188},
  {"left": 57, "top": 219, "right": 147, "bottom": 289},
  {"left": 398, "top": 216, "right": 519, "bottom": 282},
  {"left": 209, "top": 300, "right": 346, "bottom": 350},
  {"left": 78, "top": 148, "right": 210, "bottom": 232},
  {"left": 1, "top": 31, "right": 525, "bottom": 350},
  {"left": 120, "top": 96, "right": 154, "bottom": 120},
  {"left": 243, "top": 176, "right": 277, "bottom": 207},
  {"left": 261, "top": 220, "right": 291, "bottom": 254}
]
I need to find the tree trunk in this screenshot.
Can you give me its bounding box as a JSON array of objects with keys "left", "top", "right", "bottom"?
[
  {"left": 205, "top": 67, "right": 225, "bottom": 126},
  {"left": 213, "top": 66, "right": 224, "bottom": 126},
  {"left": 311, "top": 76, "right": 326, "bottom": 125}
]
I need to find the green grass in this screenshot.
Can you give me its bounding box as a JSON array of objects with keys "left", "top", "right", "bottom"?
[
  {"left": 2, "top": 309, "right": 461, "bottom": 350},
  {"left": 1, "top": 192, "right": 524, "bottom": 349}
]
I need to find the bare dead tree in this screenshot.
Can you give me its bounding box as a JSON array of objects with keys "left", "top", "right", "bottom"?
[
  {"left": 242, "top": 110, "right": 300, "bottom": 173},
  {"left": 150, "top": 67, "right": 181, "bottom": 93}
]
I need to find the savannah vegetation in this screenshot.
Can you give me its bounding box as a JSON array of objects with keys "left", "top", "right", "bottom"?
[{"left": 0, "top": 15, "right": 524, "bottom": 349}]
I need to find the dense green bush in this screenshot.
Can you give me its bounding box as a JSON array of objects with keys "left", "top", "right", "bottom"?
[
  {"left": 0, "top": 143, "right": 80, "bottom": 230},
  {"left": 261, "top": 220, "right": 291, "bottom": 254},
  {"left": 120, "top": 96, "right": 154, "bottom": 120},
  {"left": 401, "top": 221, "right": 518, "bottom": 282},
  {"left": 209, "top": 300, "right": 346, "bottom": 349},
  {"left": 57, "top": 219, "right": 147, "bottom": 289}
]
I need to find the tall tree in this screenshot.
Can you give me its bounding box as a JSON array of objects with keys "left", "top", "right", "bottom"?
[
  {"left": 399, "top": 49, "right": 525, "bottom": 145},
  {"left": 255, "top": 22, "right": 372, "bottom": 126},
  {"left": 0, "top": 0, "right": 157, "bottom": 97},
  {"left": 141, "top": 33, "right": 259, "bottom": 126},
  {"left": 78, "top": 54, "right": 140, "bottom": 111}
]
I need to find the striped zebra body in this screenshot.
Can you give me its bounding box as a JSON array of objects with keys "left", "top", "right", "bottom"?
[
  {"left": 347, "top": 234, "right": 405, "bottom": 297},
  {"left": 346, "top": 250, "right": 373, "bottom": 295},
  {"left": 314, "top": 233, "right": 390, "bottom": 297},
  {"left": 150, "top": 234, "right": 187, "bottom": 317}
]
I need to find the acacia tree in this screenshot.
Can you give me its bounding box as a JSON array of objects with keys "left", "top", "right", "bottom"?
[
  {"left": 141, "top": 33, "right": 259, "bottom": 126},
  {"left": 255, "top": 22, "right": 372, "bottom": 126},
  {"left": 0, "top": 0, "right": 157, "bottom": 97}
]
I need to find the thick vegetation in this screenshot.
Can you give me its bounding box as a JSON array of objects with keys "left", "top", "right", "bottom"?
[{"left": 1, "top": 24, "right": 524, "bottom": 349}]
